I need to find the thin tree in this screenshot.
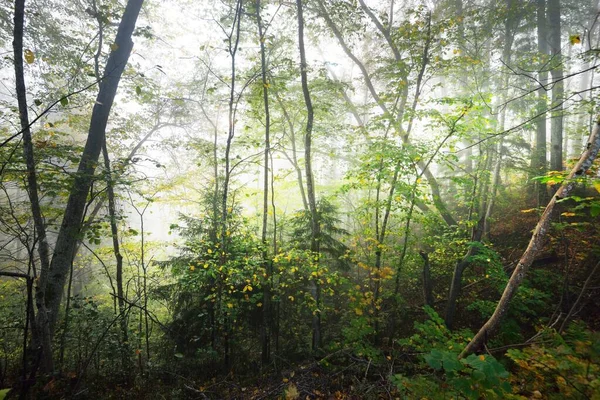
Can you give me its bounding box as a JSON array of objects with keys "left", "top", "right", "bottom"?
[
  {"left": 13, "top": 0, "right": 53, "bottom": 373},
  {"left": 297, "top": 0, "right": 321, "bottom": 351},
  {"left": 255, "top": 0, "right": 273, "bottom": 365}
]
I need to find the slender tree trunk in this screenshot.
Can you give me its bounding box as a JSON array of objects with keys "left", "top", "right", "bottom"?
[
  {"left": 420, "top": 252, "right": 434, "bottom": 307},
  {"left": 256, "top": 0, "right": 272, "bottom": 366},
  {"left": 461, "top": 115, "right": 600, "bottom": 357},
  {"left": 297, "top": 0, "right": 321, "bottom": 351},
  {"left": 40, "top": 0, "right": 144, "bottom": 351},
  {"left": 548, "top": 0, "right": 563, "bottom": 171},
  {"left": 13, "top": 0, "right": 53, "bottom": 373},
  {"left": 101, "top": 143, "right": 130, "bottom": 372},
  {"left": 533, "top": 0, "right": 549, "bottom": 202}
]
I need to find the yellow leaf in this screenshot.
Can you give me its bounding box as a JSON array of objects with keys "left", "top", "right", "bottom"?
[
  {"left": 593, "top": 180, "right": 600, "bottom": 193},
  {"left": 354, "top": 308, "right": 363, "bottom": 316},
  {"left": 110, "top": 43, "right": 119, "bottom": 51},
  {"left": 227, "top": 303, "right": 234, "bottom": 308},
  {"left": 256, "top": 302, "right": 262, "bottom": 307},
  {"left": 24, "top": 49, "right": 35, "bottom": 64},
  {"left": 561, "top": 212, "right": 576, "bottom": 217},
  {"left": 189, "top": 265, "right": 195, "bottom": 271},
  {"left": 288, "top": 296, "right": 294, "bottom": 302},
  {"left": 207, "top": 248, "right": 212, "bottom": 254},
  {"left": 479, "top": 355, "right": 485, "bottom": 361},
  {"left": 285, "top": 383, "right": 299, "bottom": 400},
  {"left": 569, "top": 35, "right": 581, "bottom": 45}
]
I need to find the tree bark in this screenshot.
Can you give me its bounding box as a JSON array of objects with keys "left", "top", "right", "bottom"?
[
  {"left": 548, "top": 0, "right": 563, "bottom": 171},
  {"left": 461, "top": 115, "right": 600, "bottom": 357},
  {"left": 420, "top": 252, "right": 434, "bottom": 307},
  {"left": 256, "top": 0, "right": 272, "bottom": 366},
  {"left": 532, "top": 0, "right": 548, "bottom": 198},
  {"left": 297, "top": 0, "right": 321, "bottom": 352},
  {"left": 13, "top": 0, "right": 54, "bottom": 373},
  {"left": 39, "top": 0, "right": 144, "bottom": 346}
]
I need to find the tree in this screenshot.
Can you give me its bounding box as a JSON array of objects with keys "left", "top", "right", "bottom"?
[
  {"left": 36, "top": 0, "right": 144, "bottom": 371},
  {"left": 462, "top": 115, "right": 600, "bottom": 357}
]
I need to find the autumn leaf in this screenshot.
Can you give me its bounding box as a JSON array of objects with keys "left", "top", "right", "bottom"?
[
  {"left": 24, "top": 49, "right": 35, "bottom": 64},
  {"left": 569, "top": 35, "right": 581, "bottom": 45},
  {"left": 285, "top": 383, "right": 299, "bottom": 400}
]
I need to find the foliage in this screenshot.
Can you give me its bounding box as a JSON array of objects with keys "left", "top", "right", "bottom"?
[{"left": 507, "top": 324, "right": 600, "bottom": 399}]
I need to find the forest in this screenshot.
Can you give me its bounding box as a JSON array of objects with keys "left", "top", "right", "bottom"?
[{"left": 0, "top": 0, "right": 599, "bottom": 398}]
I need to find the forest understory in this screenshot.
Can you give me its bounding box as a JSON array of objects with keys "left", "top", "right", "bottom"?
[{"left": 1, "top": 0, "right": 600, "bottom": 398}]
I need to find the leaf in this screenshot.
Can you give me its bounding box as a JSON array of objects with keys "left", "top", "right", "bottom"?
[
  {"left": 60, "top": 97, "right": 69, "bottom": 107},
  {"left": 593, "top": 181, "right": 600, "bottom": 193},
  {"left": 284, "top": 383, "right": 300, "bottom": 400},
  {"left": 24, "top": 49, "right": 35, "bottom": 64},
  {"left": 174, "top": 352, "right": 184, "bottom": 358},
  {"left": 34, "top": 99, "right": 42, "bottom": 106},
  {"left": 110, "top": 43, "right": 119, "bottom": 51},
  {"left": 135, "top": 86, "right": 142, "bottom": 95},
  {"left": 569, "top": 35, "right": 581, "bottom": 45},
  {"left": 591, "top": 203, "right": 600, "bottom": 217},
  {"left": 0, "top": 389, "right": 11, "bottom": 400},
  {"left": 424, "top": 349, "right": 443, "bottom": 370}
]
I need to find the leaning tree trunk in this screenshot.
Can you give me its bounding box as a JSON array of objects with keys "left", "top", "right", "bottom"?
[
  {"left": 39, "top": 0, "right": 144, "bottom": 358},
  {"left": 461, "top": 115, "right": 600, "bottom": 357}
]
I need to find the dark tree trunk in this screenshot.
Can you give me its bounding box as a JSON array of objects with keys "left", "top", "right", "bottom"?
[
  {"left": 38, "top": 0, "right": 144, "bottom": 364},
  {"left": 13, "top": 0, "right": 53, "bottom": 373},
  {"left": 420, "top": 252, "right": 434, "bottom": 307}
]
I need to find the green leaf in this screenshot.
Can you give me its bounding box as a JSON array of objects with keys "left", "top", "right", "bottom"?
[
  {"left": 135, "top": 86, "right": 142, "bottom": 96},
  {"left": 0, "top": 389, "right": 11, "bottom": 400},
  {"left": 591, "top": 203, "right": 600, "bottom": 217},
  {"left": 174, "top": 352, "right": 184, "bottom": 358},
  {"left": 34, "top": 99, "right": 42, "bottom": 106},
  {"left": 424, "top": 349, "right": 443, "bottom": 370},
  {"left": 60, "top": 97, "right": 69, "bottom": 107}
]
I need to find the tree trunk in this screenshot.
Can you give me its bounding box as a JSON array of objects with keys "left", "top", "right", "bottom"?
[
  {"left": 461, "top": 115, "right": 600, "bottom": 357},
  {"left": 13, "top": 0, "right": 54, "bottom": 373},
  {"left": 297, "top": 0, "right": 321, "bottom": 352},
  {"left": 101, "top": 143, "right": 130, "bottom": 372},
  {"left": 532, "top": 0, "right": 548, "bottom": 197},
  {"left": 38, "top": 0, "right": 144, "bottom": 358},
  {"left": 548, "top": 0, "right": 563, "bottom": 171},
  {"left": 420, "top": 252, "right": 434, "bottom": 307},
  {"left": 256, "top": 0, "right": 272, "bottom": 366}
]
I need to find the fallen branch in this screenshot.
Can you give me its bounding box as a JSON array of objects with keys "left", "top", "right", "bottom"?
[{"left": 460, "top": 114, "right": 600, "bottom": 357}]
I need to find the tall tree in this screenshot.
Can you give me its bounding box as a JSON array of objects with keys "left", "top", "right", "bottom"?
[
  {"left": 297, "top": 0, "right": 321, "bottom": 351},
  {"left": 36, "top": 0, "right": 144, "bottom": 370},
  {"left": 256, "top": 0, "right": 273, "bottom": 365},
  {"left": 13, "top": 0, "right": 53, "bottom": 373},
  {"left": 548, "top": 0, "right": 564, "bottom": 171},
  {"left": 532, "top": 0, "right": 549, "bottom": 201}
]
